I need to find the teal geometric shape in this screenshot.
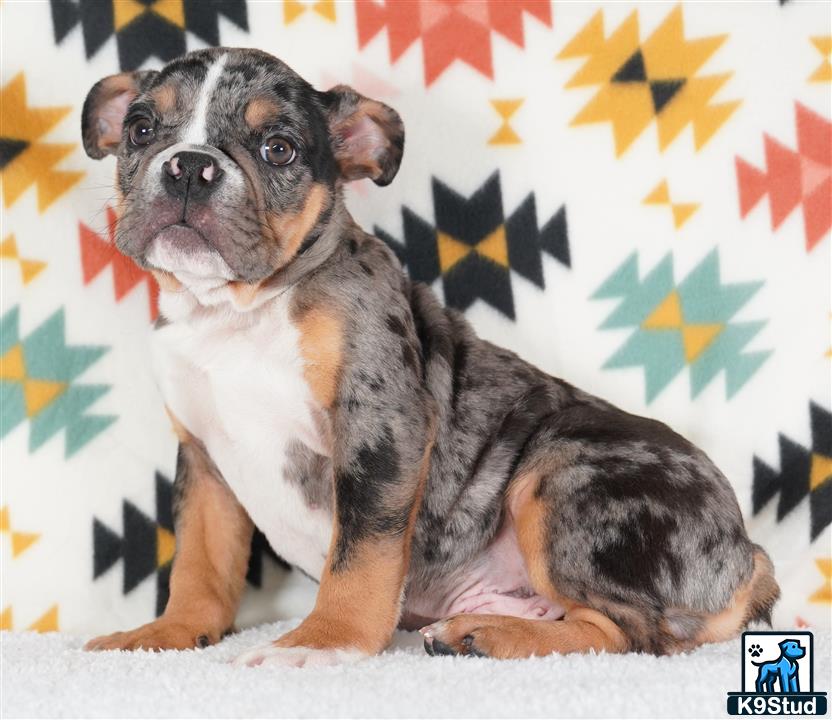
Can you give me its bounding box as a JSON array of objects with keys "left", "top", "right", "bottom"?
[
  {"left": 592, "top": 249, "right": 771, "bottom": 403},
  {"left": 0, "top": 305, "right": 117, "bottom": 457}
]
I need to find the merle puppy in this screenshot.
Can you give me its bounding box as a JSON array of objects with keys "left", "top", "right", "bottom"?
[{"left": 80, "top": 48, "right": 778, "bottom": 666}]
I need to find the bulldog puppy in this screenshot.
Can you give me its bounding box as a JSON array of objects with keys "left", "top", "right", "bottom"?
[{"left": 80, "top": 48, "right": 779, "bottom": 666}]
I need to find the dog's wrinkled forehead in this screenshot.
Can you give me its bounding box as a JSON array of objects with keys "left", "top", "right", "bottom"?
[{"left": 142, "top": 48, "right": 319, "bottom": 146}]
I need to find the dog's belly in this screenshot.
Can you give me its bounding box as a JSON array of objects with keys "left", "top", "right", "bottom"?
[
  {"left": 402, "top": 519, "right": 566, "bottom": 628},
  {"left": 151, "top": 296, "right": 333, "bottom": 580}
]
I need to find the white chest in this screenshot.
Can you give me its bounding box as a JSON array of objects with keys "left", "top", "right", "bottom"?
[{"left": 151, "top": 293, "right": 333, "bottom": 580}]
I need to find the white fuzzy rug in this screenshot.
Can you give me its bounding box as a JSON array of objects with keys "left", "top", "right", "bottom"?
[{"left": 5, "top": 623, "right": 828, "bottom": 719}]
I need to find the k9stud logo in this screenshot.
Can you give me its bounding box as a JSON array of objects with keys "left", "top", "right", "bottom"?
[{"left": 727, "top": 631, "right": 827, "bottom": 715}]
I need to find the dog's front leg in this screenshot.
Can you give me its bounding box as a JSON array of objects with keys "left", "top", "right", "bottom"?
[
  {"left": 86, "top": 439, "right": 253, "bottom": 651},
  {"left": 235, "top": 399, "right": 435, "bottom": 668}
]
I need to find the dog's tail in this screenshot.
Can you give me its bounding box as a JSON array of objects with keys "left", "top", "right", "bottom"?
[{"left": 744, "top": 544, "right": 780, "bottom": 627}]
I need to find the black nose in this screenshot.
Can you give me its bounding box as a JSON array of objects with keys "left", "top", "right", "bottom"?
[{"left": 162, "top": 151, "right": 223, "bottom": 201}]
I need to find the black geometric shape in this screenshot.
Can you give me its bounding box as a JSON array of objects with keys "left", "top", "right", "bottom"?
[
  {"left": 122, "top": 501, "right": 158, "bottom": 593},
  {"left": 378, "top": 172, "right": 570, "bottom": 321},
  {"left": 155, "top": 471, "right": 173, "bottom": 533},
  {"left": 612, "top": 49, "right": 647, "bottom": 83},
  {"left": 49, "top": 0, "right": 248, "bottom": 71},
  {"left": 116, "top": 12, "right": 186, "bottom": 71},
  {"left": 811, "top": 478, "right": 832, "bottom": 541},
  {"left": 539, "top": 205, "right": 571, "bottom": 268},
  {"left": 156, "top": 563, "right": 171, "bottom": 617},
  {"left": 0, "top": 138, "right": 29, "bottom": 171},
  {"left": 184, "top": 0, "right": 248, "bottom": 47},
  {"left": 49, "top": 0, "right": 80, "bottom": 44},
  {"left": 649, "top": 79, "right": 685, "bottom": 114},
  {"left": 751, "top": 403, "right": 832, "bottom": 542},
  {"left": 811, "top": 401, "right": 832, "bottom": 456},
  {"left": 93, "top": 518, "right": 122, "bottom": 578}
]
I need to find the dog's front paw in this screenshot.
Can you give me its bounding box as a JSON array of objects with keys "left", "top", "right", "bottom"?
[
  {"left": 232, "top": 643, "right": 367, "bottom": 668},
  {"left": 85, "top": 619, "right": 217, "bottom": 652}
]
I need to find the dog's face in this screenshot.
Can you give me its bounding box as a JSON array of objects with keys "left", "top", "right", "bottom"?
[
  {"left": 779, "top": 640, "right": 806, "bottom": 660},
  {"left": 82, "top": 48, "right": 403, "bottom": 286}
]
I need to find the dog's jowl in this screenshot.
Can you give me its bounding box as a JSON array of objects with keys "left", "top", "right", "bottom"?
[{"left": 80, "top": 48, "right": 779, "bottom": 666}]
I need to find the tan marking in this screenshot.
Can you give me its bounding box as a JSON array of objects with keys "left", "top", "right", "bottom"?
[
  {"left": 85, "top": 440, "right": 253, "bottom": 652},
  {"left": 165, "top": 405, "right": 191, "bottom": 443},
  {"left": 295, "top": 307, "right": 343, "bottom": 409},
  {"left": 267, "top": 183, "right": 328, "bottom": 268},
  {"left": 151, "top": 269, "right": 183, "bottom": 292},
  {"left": 695, "top": 548, "right": 779, "bottom": 645},
  {"left": 228, "top": 280, "right": 262, "bottom": 308},
  {"left": 275, "top": 411, "right": 436, "bottom": 655},
  {"left": 428, "top": 610, "right": 628, "bottom": 659},
  {"left": 150, "top": 83, "right": 177, "bottom": 114},
  {"left": 244, "top": 97, "right": 280, "bottom": 129}
]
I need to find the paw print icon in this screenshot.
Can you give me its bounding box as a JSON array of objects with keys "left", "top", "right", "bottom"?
[{"left": 748, "top": 643, "right": 763, "bottom": 658}]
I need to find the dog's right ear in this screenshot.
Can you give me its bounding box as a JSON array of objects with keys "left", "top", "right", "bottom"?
[{"left": 82, "top": 70, "right": 157, "bottom": 159}]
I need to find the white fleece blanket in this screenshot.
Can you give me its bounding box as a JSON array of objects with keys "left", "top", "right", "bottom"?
[{"left": 3, "top": 625, "right": 829, "bottom": 719}]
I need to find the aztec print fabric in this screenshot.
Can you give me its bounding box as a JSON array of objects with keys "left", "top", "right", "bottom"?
[{"left": 1, "top": 1, "right": 830, "bottom": 636}]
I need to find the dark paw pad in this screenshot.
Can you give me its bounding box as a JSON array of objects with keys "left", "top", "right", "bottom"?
[
  {"left": 196, "top": 635, "right": 212, "bottom": 649},
  {"left": 461, "top": 634, "right": 488, "bottom": 658}
]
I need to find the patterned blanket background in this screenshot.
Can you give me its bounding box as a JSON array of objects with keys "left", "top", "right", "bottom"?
[{"left": 1, "top": 0, "right": 830, "bottom": 638}]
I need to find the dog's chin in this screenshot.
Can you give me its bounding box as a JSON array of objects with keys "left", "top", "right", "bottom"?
[{"left": 145, "top": 224, "right": 236, "bottom": 284}]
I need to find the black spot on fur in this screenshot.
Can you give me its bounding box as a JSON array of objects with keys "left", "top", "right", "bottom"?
[{"left": 386, "top": 314, "right": 407, "bottom": 337}]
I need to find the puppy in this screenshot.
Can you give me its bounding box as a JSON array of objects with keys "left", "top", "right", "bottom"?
[{"left": 81, "top": 48, "right": 779, "bottom": 665}]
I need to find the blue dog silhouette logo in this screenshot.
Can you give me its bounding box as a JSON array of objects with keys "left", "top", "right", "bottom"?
[
  {"left": 751, "top": 639, "right": 805, "bottom": 693},
  {"left": 727, "top": 631, "right": 827, "bottom": 715}
]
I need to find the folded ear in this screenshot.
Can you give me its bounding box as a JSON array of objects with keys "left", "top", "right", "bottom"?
[
  {"left": 321, "top": 85, "right": 404, "bottom": 186},
  {"left": 81, "top": 70, "right": 157, "bottom": 159}
]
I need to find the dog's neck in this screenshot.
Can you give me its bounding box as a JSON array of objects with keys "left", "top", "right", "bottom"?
[{"left": 153, "top": 196, "right": 353, "bottom": 321}]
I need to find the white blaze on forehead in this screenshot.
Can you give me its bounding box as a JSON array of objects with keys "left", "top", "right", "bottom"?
[{"left": 181, "top": 53, "right": 228, "bottom": 144}]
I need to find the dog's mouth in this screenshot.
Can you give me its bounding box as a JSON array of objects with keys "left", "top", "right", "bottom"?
[{"left": 145, "top": 222, "right": 236, "bottom": 282}]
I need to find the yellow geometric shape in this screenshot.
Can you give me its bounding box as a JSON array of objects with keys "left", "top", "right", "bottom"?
[
  {"left": 559, "top": 7, "right": 738, "bottom": 155},
  {"left": 312, "top": 0, "right": 336, "bottom": 22},
  {"left": 641, "top": 5, "right": 727, "bottom": 80},
  {"left": 809, "top": 558, "right": 831, "bottom": 604},
  {"left": 809, "top": 36, "right": 832, "bottom": 83},
  {"left": 477, "top": 225, "right": 509, "bottom": 268},
  {"left": 681, "top": 323, "right": 722, "bottom": 363},
  {"left": 0, "top": 607, "right": 11, "bottom": 631},
  {"left": 19, "top": 259, "right": 47, "bottom": 284},
  {"left": 27, "top": 605, "right": 58, "bottom": 633},
  {"left": 437, "top": 232, "right": 472, "bottom": 273},
  {"left": 113, "top": 0, "right": 147, "bottom": 30},
  {"left": 643, "top": 290, "right": 683, "bottom": 329},
  {"left": 152, "top": 0, "right": 185, "bottom": 28},
  {"left": 0, "top": 344, "right": 26, "bottom": 382},
  {"left": 1, "top": 235, "right": 46, "bottom": 284},
  {"left": 810, "top": 453, "right": 832, "bottom": 491},
  {"left": 0, "top": 506, "right": 9, "bottom": 532},
  {"left": 644, "top": 180, "right": 670, "bottom": 205},
  {"left": 671, "top": 202, "right": 699, "bottom": 229},
  {"left": 488, "top": 99, "right": 524, "bottom": 145},
  {"left": 11, "top": 530, "right": 40, "bottom": 557},
  {"left": 0, "top": 73, "right": 71, "bottom": 143},
  {"left": 157, "top": 526, "right": 176, "bottom": 567},
  {"left": 284, "top": 0, "right": 305, "bottom": 23},
  {"left": 23, "top": 379, "right": 67, "bottom": 417}
]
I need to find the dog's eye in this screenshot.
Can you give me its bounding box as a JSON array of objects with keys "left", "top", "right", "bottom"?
[
  {"left": 260, "top": 136, "right": 295, "bottom": 166},
  {"left": 128, "top": 118, "right": 155, "bottom": 147}
]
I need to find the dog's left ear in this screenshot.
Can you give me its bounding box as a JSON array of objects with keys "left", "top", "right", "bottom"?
[
  {"left": 321, "top": 85, "right": 404, "bottom": 186},
  {"left": 82, "top": 70, "right": 157, "bottom": 159}
]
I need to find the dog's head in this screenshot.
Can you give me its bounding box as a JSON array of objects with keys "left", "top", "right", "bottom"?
[
  {"left": 82, "top": 47, "right": 403, "bottom": 294},
  {"left": 778, "top": 640, "right": 805, "bottom": 660}
]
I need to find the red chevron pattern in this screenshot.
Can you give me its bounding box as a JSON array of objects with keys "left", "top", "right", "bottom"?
[
  {"left": 79, "top": 207, "right": 159, "bottom": 321},
  {"left": 355, "top": 0, "right": 551, "bottom": 86},
  {"left": 736, "top": 103, "right": 831, "bottom": 251}
]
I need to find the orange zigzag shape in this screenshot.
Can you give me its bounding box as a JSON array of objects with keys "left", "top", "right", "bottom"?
[
  {"left": 79, "top": 206, "right": 160, "bottom": 321},
  {"left": 736, "top": 103, "right": 831, "bottom": 251}
]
